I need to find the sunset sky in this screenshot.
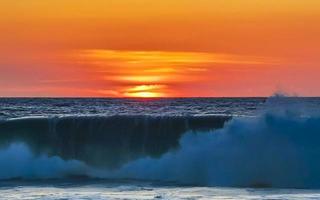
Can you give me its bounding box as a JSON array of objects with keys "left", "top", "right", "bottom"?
[{"left": 1, "top": 0, "right": 320, "bottom": 97}]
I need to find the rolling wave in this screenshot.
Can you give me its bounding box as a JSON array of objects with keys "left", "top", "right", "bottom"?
[
  {"left": 0, "top": 115, "right": 230, "bottom": 169},
  {"left": 1, "top": 104, "right": 320, "bottom": 188}
]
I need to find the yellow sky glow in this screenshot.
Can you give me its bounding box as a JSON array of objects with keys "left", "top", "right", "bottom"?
[{"left": 72, "top": 49, "right": 273, "bottom": 97}]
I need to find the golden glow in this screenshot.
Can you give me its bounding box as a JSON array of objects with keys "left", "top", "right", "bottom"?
[
  {"left": 125, "top": 91, "right": 163, "bottom": 98},
  {"left": 80, "top": 50, "right": 270, "bottom": 66},
  {"left": 72, "top": 49, "right": 270, "bottom": 97},
  {"left": 114, "top": 76, "right": 165, "bottom": 83},
  {"left": 124, "top": 85, "right": 166, "bottom": 97},
  {"left": 126, "top": 85, "right": 165, "bottom": 92}
]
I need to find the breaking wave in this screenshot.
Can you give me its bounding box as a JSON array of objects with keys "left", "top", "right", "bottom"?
[
  {"left": 112, "top": 110, "right": 320, "bottom": 188},
  {"left": 1, "top": 99, "right": 320, "bottom": 188}
]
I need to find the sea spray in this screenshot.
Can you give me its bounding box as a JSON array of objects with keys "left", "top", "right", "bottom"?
[
  {"left": 108, "top": 105, "right": 320, "bottom": 188},
  {"left": 0, "top": 143, "right": 88, "bottom": 179}
]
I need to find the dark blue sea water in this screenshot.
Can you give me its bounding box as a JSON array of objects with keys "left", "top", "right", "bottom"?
[
  {"left": 0, "top": 98, "right": 267, "bottom": 119},
  {"left": 1, "top": 97, "right": 320, "bottom": 199}
]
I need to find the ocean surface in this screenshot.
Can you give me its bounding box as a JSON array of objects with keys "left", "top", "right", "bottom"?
[{"left": 1, "top": 97, "right": 320, "bottom": 199}]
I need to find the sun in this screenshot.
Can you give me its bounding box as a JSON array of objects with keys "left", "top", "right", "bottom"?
[
  {"left": 123, "top": 85, "right": 165, "bottom": 98},
  {"left": 126, "top": 91, "right": 161, "bottom": 98}
]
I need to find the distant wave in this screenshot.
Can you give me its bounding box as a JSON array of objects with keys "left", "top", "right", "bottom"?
[{"left": 1, "top": 101, "right": 320, "bottom": 188}]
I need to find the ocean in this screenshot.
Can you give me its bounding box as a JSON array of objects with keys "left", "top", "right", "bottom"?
[{"left": 1, "top": 97, "right": 320, "bottom": 199}]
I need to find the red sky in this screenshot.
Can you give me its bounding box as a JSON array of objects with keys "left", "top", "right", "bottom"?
[{"left": 1, "top": 0, "right": 320, "bottom": 97}]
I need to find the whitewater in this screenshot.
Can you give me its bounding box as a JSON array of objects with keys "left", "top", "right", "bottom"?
[{"left": 0, "top": 97, "right": 320, "bottom": 199}]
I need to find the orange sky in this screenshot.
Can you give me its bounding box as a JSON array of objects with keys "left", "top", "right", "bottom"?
[{"left": 1, "top": 0, "right": 320, "bottom": 97}]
